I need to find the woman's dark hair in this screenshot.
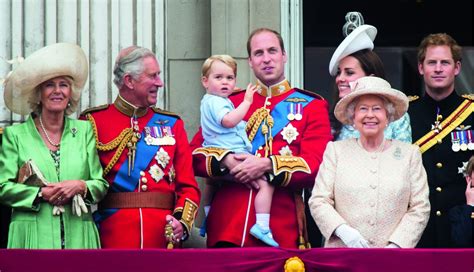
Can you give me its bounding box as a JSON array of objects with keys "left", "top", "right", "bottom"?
[{"left": 330, "top": 49, "right": 386, "bottom": 139}]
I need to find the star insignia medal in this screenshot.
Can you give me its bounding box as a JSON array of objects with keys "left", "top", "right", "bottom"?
[
  {"left": 149, "top": 164, "right": 165, "bottom": 183},
  {"left": 155, "top": 147, "right": 170, "bottom": 168},
  {"left": 281, "top": 123, "right": 299, "bottom": 144},
  {"left": 279, "top": 145, "right": 293, "bottom": 156},
  {"left": 458, "top": 161, "right": 468, "bottom": 176}
]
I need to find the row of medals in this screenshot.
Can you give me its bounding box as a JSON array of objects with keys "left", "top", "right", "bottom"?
[
  {"left": 287, "top": 103, "right": 303, "bottom": 121},
  {"left": 144, "top": 126, "right": 176, "bottom": 146},
  {"left": 451, "top": 129, "right": 473, "bottom": 152}
]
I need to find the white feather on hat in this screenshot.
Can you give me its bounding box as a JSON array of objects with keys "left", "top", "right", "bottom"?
[
  {"left": 329, "top": 12, "right": 377, "bottom": 76},
  {"left": 3, "top": 43, "right": 88, "bottom": 115},
  {"left": 334, "top": 76, "right": 409, "bottom": 125}
]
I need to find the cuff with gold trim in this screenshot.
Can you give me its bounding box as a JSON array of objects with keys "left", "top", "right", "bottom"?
[
  {"left": 173, "top": 198, "right": 199, "bottom": 240},
  {"left": 267, "top": 155, "right": 311, "bottom": 187},
  {"left": 192, "top": 147, "right": 233, "bottom": 177}
]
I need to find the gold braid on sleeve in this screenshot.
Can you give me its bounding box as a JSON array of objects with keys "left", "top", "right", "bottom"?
[{"left": 86, "top": 113, "right": 133, "bottom": 176}]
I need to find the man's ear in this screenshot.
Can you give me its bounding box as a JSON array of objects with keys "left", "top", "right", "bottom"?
[
  {"left": 417, "top": 63, "right": 424, "bottom": 75},
  {"left": 123, "top": 74, "right": 134, "bottom": 89}
]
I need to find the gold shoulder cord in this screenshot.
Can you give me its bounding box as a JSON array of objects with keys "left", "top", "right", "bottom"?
[
  {"left": 86, "top": 113, "right": 133, "bottom": 176},
  {"left": 246, "top": 105, "right": 274, "bottom": 157}
]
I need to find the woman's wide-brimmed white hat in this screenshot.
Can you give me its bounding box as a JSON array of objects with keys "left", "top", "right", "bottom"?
[
  {"left": 334, "top": 76, "right": 409, "bottom": 125},
  {"left": 329, "top": 25, "right": 377, "bottom": 76},
  {"left": 3, "top": 43, "right": 88, "bottom": 115}
]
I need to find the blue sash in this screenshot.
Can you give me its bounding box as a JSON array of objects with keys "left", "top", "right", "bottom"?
[
  {"left": 251, "top": 90, "right": 314, "bottom": 153},
  {"left": 94, "top": 113, "right": 178, "bottom": 225}
]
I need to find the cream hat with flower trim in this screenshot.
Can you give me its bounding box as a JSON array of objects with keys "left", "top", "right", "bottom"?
[
  {"left": 334, "top": 76, "right": 409, "bottom": 125},
  {"left": 3, "top": 43, "right": 88, "bottom": 115}
]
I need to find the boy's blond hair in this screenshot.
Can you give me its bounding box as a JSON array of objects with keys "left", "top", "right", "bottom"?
[{"left": 201, "top": 55, "right": 237, "bottom": 78}]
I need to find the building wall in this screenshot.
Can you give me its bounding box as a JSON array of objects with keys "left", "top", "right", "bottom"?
[{"left": 0, "top": 0, "right": 302, "bottom": 139}]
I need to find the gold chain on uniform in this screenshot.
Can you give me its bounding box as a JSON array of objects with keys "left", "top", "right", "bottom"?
[
  {"left": 86, "top": 113, "right": 133, "bottom": 176},
  {"left": 245, "top": 105, "right": 274, "bottom": 157}
]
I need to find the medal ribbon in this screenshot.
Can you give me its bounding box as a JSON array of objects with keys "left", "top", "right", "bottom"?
[{"left": 251, "top": 90, "right": 314, "bottom": 153}]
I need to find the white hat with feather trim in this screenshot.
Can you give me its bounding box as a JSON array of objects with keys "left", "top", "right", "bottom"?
[{"left": 329, "top": 12, "right": 377, "bottom": 76}]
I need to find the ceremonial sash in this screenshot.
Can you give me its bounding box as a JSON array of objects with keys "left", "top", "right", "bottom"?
[
  {"left": 415, "top": 99, "right": 473, "bottom": 154},
  {"left": 251, "top": 90, "right": 314, "bottom": 153},
  {"left": 94, "top": 113, "right": 177, "bottom": 224}
]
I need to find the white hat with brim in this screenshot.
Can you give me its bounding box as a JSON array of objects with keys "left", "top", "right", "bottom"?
[
  {"left": 334, "top": 76, "right": 409, "bottom": 125},
  {"left": 3, "top": 43, "right": 88, "bottom": 115},
  {"left": 329, "top": 25, "right": 377, "bottom": 76}
]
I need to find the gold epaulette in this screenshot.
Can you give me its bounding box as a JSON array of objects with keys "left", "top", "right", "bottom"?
[
  {"left": 151, "top": 107, "right": 181, "bottom": 119},
  {"left": 408, "top": 95, "right": 419, "bottom": 102},
  {"left": 462, "top": 93, "right": 474, "bottom": 101},
  {"left": 80, "top": 104, "right": 109, "bottom": 116},
  {"left": 295, "top": 88, "right": 325, "bottom": 100}
]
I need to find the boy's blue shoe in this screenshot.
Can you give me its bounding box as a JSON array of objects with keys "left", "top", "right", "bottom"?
[
  {"left": 250, "top": 224, "right": 279, "bottom": 247},
  {"left": 199, "top": 217, "right": 207, "bottom": 237}
]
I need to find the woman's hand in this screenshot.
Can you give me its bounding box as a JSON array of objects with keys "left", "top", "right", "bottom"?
[
  {"left": 334, "top": 224, "right": 370, "bottom": 248},
  {"left": 44, "top": 180, "right": 86, "bottom": 206}
]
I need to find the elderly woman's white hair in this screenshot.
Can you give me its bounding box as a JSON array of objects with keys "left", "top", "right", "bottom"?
[
  {"left": 334, "top": 76, "right": 408, "bottom": 125},
  {"left": 344, "top": 95, "right": 397, "bottom": 125}
]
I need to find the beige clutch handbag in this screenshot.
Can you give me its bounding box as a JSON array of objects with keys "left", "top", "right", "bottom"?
[{"left": 17, "top": 159, "right": 48, "bottom": 187}]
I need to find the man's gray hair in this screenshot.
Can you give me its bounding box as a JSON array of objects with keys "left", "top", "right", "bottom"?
[
  {"left": 113, "top": 46, "right": 156, "bottom": 89},
  {"left": 345, "top": 95, "right": 396, "bottom": 125}
]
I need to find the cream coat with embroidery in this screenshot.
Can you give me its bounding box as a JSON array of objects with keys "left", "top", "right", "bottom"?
[{"left": 309, "top": 139, "right": 430, "bottom": 248}]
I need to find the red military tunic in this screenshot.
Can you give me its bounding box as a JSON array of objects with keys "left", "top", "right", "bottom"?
[
  {"left": 81, "top": 95, "right": 200, "bottom": 248},
  {"left": 191, "top": 80, "right": 332, "bottom": 248}
]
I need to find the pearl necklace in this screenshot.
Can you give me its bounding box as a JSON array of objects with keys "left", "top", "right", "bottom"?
[
  {"left": 39, "top": 115, "right": 60, "bottom": 147},
  {"left": 357, "top": 138, "right": 386, "bottom": 153}
]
